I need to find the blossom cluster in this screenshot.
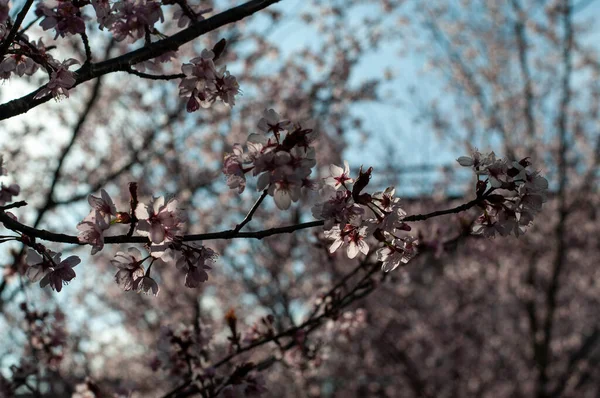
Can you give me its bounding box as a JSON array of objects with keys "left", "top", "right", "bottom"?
[
  {"left": 0, "top": 23, "right": 79, "bottom": 100},
  {"left": 36, "top": 0, "right": 87, "bottom": 39},
  {"left": 35, "top": 0, "right": 164, "bottom": 43},
  {"left": 32, "top": 58, "right": 80, "bottom": 100},
  {"left": 223, "top": 109, "right": 318, "bottom": 209},
  {"left": 26, "top": 248, "right": 80, "bottom": 292},
  {"left": 72, "top": 188, "right": 217, "bottom": 295},
  {"left": 457, "top": 150, "right": 549, "bottom": 237},
  {"left": 312, "top": 162, "right": 418, "bottom": 272},
  {"left": 5, "top": 182, "right": 217, "bottom": 294},
  {"left": 0, "top": 51, "right": 39, "bottom": 80},
  {"left": 179, "top": 48, "right": 240, "bottom": 111}
]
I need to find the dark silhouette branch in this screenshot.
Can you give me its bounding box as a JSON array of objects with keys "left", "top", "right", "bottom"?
[
  {"left": 0, "top": 193, "right": 490, "bottom": 245},
  {"left": 0, "top": 0, "right": 35, "bottom": 58},
  {"left": 124, "top": 68, "right": 185, "bottom": 80},
  {"left": 537, "top": 2, "right": 573, "bottom": 396},
  {"left": 0, "top": 0, "right": 282, "bottom": 120}
]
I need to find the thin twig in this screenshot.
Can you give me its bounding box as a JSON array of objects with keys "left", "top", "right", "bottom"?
[
  {"left": 80, "top": 31, "right": 92, "bottom": 63},
  {"left": 125, "top": 67, "right": 185, "bottom": 80},
  {"left": 233, "top": 190, "right": 268, "bottom": 233},
  {"left": 0, "top": 201, "right": 28, "bottom": 211}
]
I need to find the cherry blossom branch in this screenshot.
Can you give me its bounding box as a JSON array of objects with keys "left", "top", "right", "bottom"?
[
  {"left": 401, "top": 195, "right": 485, "bottom": 222},
  {"left": 0, "top": 0, "right": 282, "bottom": 121},
  {"left": 80, "top": 31, "right": 93, "bottom": 63},
  {"left": 0, "top": 0, "right": 35, "bottom": 58},
  {"left": 124, "top": 67, "right": 185, "bottom": 80},
  {"left": 233, "top": 190, "right": 268, "bottom": 233},
  {"left": 0, "top": 193, "right": 491, "bottom": 245}
]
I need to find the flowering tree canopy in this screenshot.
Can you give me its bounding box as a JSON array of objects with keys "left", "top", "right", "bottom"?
[{"left": 0, "top": 0, "right": 598, "bottom": 397}]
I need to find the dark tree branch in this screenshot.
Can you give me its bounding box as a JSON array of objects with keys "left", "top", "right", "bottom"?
[
  {"left": 0, "top": 0, "right": 35, "bottom": 58},
  {"left": 537, "top": 1, "right": 573, "bottom": 396},
  {"left": 80, "top": 31, "right": 93, "bottom": 63},
  {"left": 124, "top": 68, "right": 185, "bottom": 80},
  {"left": 0, "top": 193, "right": 490, "bottom": 245},
  {"left": 0, "top": 0, "right": 282, "bottom": 120},
  {"left": 233, "top": 190, "right": 268, "bottom": 233}
]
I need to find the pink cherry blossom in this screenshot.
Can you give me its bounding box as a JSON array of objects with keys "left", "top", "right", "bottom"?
[
  {"left": 133, "top": 275, "right": 160, "bottom": 296},
  {"left": 109, "top": 0, "right": 164, "bottom": 43},
  {"left": 212, "top": 68, "right": 240, "bottom": 107},
  {"left": 312, "top": 186, "right": 364, "bottom": 230},
  {"left": 87, "top": 189, "right": 117, "bottom": 224},
  {"left": 257, "top": 109, "right": 291, "bottom": 137},
  {"left": 324, "top": 161, "right": 353, "bottom": 189},
  {"left": 223, "top": 144, "right": 247, "bottom": 193},
  {"left": 111, "top": 247, "right": 146, "bottom": 291},
  {"left": 77, "top": 211, "right": 109, "bottom": 255},
  {"left": 324, "top": 224, "right": 369, "bottom": 259},
  {"left": 175, "top": 243, "right": 217, "bottom": 288},
  {"left": 377, "top": 237, "right": 418, "bottom": 272},
  {"left": 135, "top": 196, "right": 184, "bottom": 245},
  {"left": 36, "top": 0, "right": 87, "bottom": 39},
  {"left": 39, "top": 255, "right": 80, "bottom": 292},
  {"left": 0, "top": 54, "right": 38, "bottom": 78},
  {"left": 26, "top": 249, "right": 61, "bottom": 283},
  {"left": 33, "top": 58, "right": 79, "bottom": 100}
]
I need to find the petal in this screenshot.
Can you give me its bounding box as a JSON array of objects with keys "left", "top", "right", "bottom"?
[
  {"left": 152, "top": 196, "right": 165, "bottom": 214},
  {"left": 343, "top": 160, "right": 351, "bottom": 174},
  {"left": 256, "top": 172, "right": 271, "bottom": 191},
  {"left": 58, "top": 267, "right": 76, "bottom": 282},
  {"left": 347, "top": 242, "right": 359, "bottom": 259},
  {"left": 150, "top": 224, "right": 166, "bottom": 244},
  {"left": 27, "top": 249, "right": 43, "bottom": 266},
  {"left": 39, "top": 273, "right": 51, "bottom": 288},
  {"left": 61, "top": 256, "right": 81, "bottom": 268},
  {"left": 115, "top": 269, "right": 134, "bottom": 290},
  {"left": 329, "top": 238, "right": 343, "bottom": 254},
  {"left": 135, "top": 203, "right": 150, "bottom": 220},
  {"left": 329, "top": 164, "right": 343, "bottom": 177},
  {"left": 273, "top": 189, "right": 291, "bottom": 210},
  {"left": 358, "top": 240, "right": 369, "bottom": 255},
  {"left": 26, "top": 265, "right": 46, "bottom": 283},
  {"left": 127, "top": 247, "right": 142, "bottom": 260},
  {"left": 456, "top": 156, "right": 474, "bottom": 166}
]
